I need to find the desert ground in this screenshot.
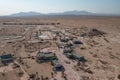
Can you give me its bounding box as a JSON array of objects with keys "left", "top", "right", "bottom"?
[{"left": 0, "top": 16, "right": 120, "bottom": 80}]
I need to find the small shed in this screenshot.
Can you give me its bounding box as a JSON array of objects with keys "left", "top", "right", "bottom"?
[
  {"left": 64, "top": 53, "right": 73, "bottom": 59},
  {"left": 63, "top": 48, "right": 73, "bottom": 54},
  {"left": 60, "top": 37, "right": 69, "bottom": 42},
  {"left": 73, "top": 39, "right": 83, "bottom": 45},
  {"left": 52, "top": 60, "right": 64, "bottom": 72},
  {"left": 64, "top": 51, "right": 85, "bottom": 61},
  {"left": 0, "top": 54, "right": 13, "bottom": 65},
  {"left": 64, "top": 43, "right": 75, "bottom": 49},
  {"left": 72, "top": 52, "right": 85, "bottom": 61},
  {"left": 36, "top": 51, "right": 58, "bottom": 63}
]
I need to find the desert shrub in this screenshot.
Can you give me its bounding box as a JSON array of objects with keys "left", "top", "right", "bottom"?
[{"left": 118, "top": 74, "right": 120, "bottom": 79}]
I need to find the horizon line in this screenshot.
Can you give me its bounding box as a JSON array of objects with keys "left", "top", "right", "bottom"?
[{"left": 0, "top": 10, "right": 120, "bottom": 16}]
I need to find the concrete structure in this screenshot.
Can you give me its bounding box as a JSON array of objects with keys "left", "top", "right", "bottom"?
[
  {"left": 60, "top": 37, "right": 69, "bottom": 42},
  {"left": 72, "top": 52, "right": 85, "bottom": 61},
  {"left": 52, "top": 60, "right": 64, "bottom": 72},
  {"left": 64, "top": 43, "right": 75, "bottom": 49},
  {"left": 36, "top": 51, "right": 58, "bottom": 63},
  {"left": 63, "top": 48, "right": 73, "bottom": 54},
  {"left": 64, "top": 51, "right": 85, "bottom": 61},
  {"left": 73, "top": 39, "right": 83, "bottom": 45},
  {"left": 64, "top": 53, "right": 73, "bottom": 58}
]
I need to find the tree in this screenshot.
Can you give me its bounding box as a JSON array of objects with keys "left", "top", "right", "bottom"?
[
  {"left": 36, "top": 77, "right": 40, "bottom": 80},
  {"left": 51, "top": 72, "right": 54, "bottom": 78},
  {"left": 36, "top": 72, "right": 38, "bottom": 79},
  {"left": 2, "top": 73, "right": 5, "bottom": 76},
  {"left": 61, "top": 70, "right": 65, "bottom": 78},
  {"left": 77, "top": 61, "right": 81, "bottom": 66},
  {"left": 118, "top": 74, "right": 120, "bottom": 79},
  {"left": 45, "top": 77, "right": 49, "bottom": 80},
  {"left": 41, "top": 75, "right": 44, "bottom": 80}
]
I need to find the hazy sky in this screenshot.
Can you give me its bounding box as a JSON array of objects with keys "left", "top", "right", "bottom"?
[{"left": 0, "top": 0, "right": 120, "bottom": 15}]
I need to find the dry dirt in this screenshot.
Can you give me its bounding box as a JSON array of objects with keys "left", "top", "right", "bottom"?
[{"left": 0, "top": 16, "right": 120, "bottom": 80}]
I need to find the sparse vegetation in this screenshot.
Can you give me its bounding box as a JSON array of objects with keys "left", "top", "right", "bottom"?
[{"left": 0, "top": 16, "right": 119, "bottom": 80}]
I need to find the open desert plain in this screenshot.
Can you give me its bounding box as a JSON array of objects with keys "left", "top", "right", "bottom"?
[{"left": 0, "top": 16, "right": 120, "bottom": 80}]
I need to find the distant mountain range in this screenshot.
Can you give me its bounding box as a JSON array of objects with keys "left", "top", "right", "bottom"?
[
  {"left": 9, "top": 10, "right": 120, "bottom": 17},
  {"left": 48, "top": 10, "right": 94, "bottom": 15},
  {"left": 10, "top": 11, "right": 44, "bottom": 17}
]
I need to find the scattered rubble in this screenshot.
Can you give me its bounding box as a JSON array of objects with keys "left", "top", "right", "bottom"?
[{"left": 0, "top": 17, "right": 119, "bottom": 80}]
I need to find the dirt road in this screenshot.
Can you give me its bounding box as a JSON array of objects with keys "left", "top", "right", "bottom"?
[{"left": 56, "top": 48, "right": 81, "bottom": 80}]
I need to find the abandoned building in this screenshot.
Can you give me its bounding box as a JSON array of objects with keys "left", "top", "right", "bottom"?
[
  {"left": 64, "top": 42, "right": 75, "bottom": 49},
  {"left": 63, "top": 48, "right": 73, "bottom": 54},
  {"left": 37, "top": 31, "right": 55, "bottom": 40},
  {"left": 64, "top": 51, "right": 85, "bottom": 61},
  {"left": 71, "top": 52, "right": 85, "bottom": 61},
  {"left": 73, "top": 39, "right": 83, "bottom": 45},
  {"left": 36, "top": 51, "right": 58, "bottom": 63},
  {"left": 0, "top": 54, "right": 14, "bottom": 65},
  {"left": 52, "top": 60, "right": 65, "bottom": 72},
  {"left": 57, "top": 42, "right": 66, "bottom": 48},
  {"left": 60, "top": 37, "right": 69, "bottom": 42},
  {"left": 64, "top": 52, "right": 73, "bottom": 58}
]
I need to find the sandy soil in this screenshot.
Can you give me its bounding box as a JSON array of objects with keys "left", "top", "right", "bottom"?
[{"left": 0, "top": 16, "right": 120, "bottom": 80}]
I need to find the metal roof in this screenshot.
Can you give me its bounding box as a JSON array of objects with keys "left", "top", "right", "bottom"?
[
  {"left": 52, "top": 60, "right": 62, "bottom": 67},
  {"left": 37, "top": 52, "right": 55, "bottom": 58},
  {"left": 0, "top": 54, "right": 13, "bottom": 60}
]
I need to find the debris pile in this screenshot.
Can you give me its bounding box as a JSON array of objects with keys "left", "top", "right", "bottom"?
[{"left": 88, "top": 28, "right": 106, "bottom": 37}]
